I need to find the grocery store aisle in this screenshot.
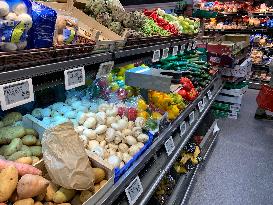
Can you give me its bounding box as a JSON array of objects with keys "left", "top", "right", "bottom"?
[{"left": 187, "top": 89, "right": 273, "bottom": 205}]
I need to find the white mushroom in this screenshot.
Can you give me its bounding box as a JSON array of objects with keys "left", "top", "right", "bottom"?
[
  {"left": 122, "top": 129, "right": 132, "bottom": 136},
  {"left": 114, "top": 135, "right": 122, "bottom": 145},
  {"left": 118, "top": 143, "right": 129, "bottom": 153},
  {"left": 75, "top": 126, "right": 85, "bottom": 134},
  {"left": 128, "top": 121, "right": 135, "bottom": 130},
  {"left": 83, "top": 117, "right": 96, "bottom": 129},
  {"left": 106, "top": 116, "right": 116, "bottom": 127},
  {"left": 95, "top": 125, "right": 107, "bottom": 134},
  {"left": 96, "top": 112, "right": 106, "bottom": 125},
  {"left": 100, "top": 140, "right": 107, "bottom": 147},
  {"left": 106, "top": 107, "right": 118, "bottom": 117},
  {"left": 83, "top": 129, "right": 97, "bottom": 140},
  {"left": 105, "top": 128, "right": 115, "bottom": 142},
  {"left": 122, "top": 152, "right": 132, "bottom": 163},
  {"left": 132, "top": 127, "right": 142, "bottom": 138},
  {"left": 108, "top": 155, "right": 121, "bottom": 168},
  {"left": 128, "top": 145, "right": 140, "bottom": 156},
  {"left": 126, "top": 136, "right": 137, "bottom": 145},
  {"left": 137, "top": 134, "right": 149, "bottom": 143},
  {"left": 135, "top": 117, "right": 146, "bottom": 128},
  {"left": 96, "top": 134, "right": 106, "bottom": 142}
]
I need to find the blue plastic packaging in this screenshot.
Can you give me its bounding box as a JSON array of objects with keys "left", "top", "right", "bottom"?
[{"left": 28, "top": 1, "right": 57, "bottom": 49}]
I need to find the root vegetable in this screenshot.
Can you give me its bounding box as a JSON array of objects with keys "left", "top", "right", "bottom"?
[
  {"left": 79, "top": 190, "right": 93, "bottom": 203},
  {"left": 34, "top": 202, "right": 43, "bottom": 205},
  {"left": 0, "top": 126, "right": 26, "bottom": 144},
  {"left": 83, "top": 129, "right": 97, "bottom": 140},
  {"left": 2, "top": 112, "right": 22, "bottom": 126},
  {"left": 95, "top": 125, "right": 107, "bottom": 135},
  {"left": 29, "top": 146, "right": 42, "bottom": 157},
  {"left": 118, "top": 143, "right": 129, "bottom": 153},
  {"left": 53, "top": 188, "right": 76, "bottom": 203},
  {"left": 83, "top": 117, "right": 96, "bottom": 129},
  {"left": 4, "top": 138, "right": 22, "bottom": 156},
  {"left": 17, "top": 174, "right": 49, "bottom": 199},
  {"left": 15, "top": 157, "right": 32, "bottom": 165},
  {"left": 20, "top": 145, "right": 32, "bottom": 156},
  {"left": 25, "top": 128, "right": 38, "bottom": 137},
  {"left": 125, "top": 136, "right": 137, "bottom": 145},
  {"left": 93, "top": 168, "right": 106, "bottom": 183},
  {"left": 8, "top": 151, "right": 28, "bottom": 161},
  {"left": 0, "top": 166, "right": 18, "bottom": 202},
  {"left": 137, "top": 134, "right": 149, "bottom": 143},
  {"left": 0, "top": 159, "right": 42, "bottom": 175},
  {"left": 45, "top": 182, "right": 59, "bottom": 201},
  {"left": 14, "top": 198, "right": 34, "bottom": 205},
  {"left": 22, "top": 135, "right": 37, "bottom": 146},
  {"left": 94, "top": 184, "right": 100, "bottom": 193}
]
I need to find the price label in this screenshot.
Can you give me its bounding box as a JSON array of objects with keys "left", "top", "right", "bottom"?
[
  {"left": 0, "top": 79, "right": 34, "bottom": 110},
  {"left": 172, "top": 46, "right": 178, "bottom": 56},
  {"left": 180, "top": 121, "right": 186, "bottom": 136},
  {"left": 152, "top": 50, "right": 161, "bottom": 62},
  {"left": 207, "top": 90, "right": 212, "bottom": 100},
  {"left": 64, "top": 67, "right": 85, "bottom": 90},
  {"left": 96, "top": 61, "right": 114, "bottom": 78},
  {"left": 125, "top": 176, "right": 143, "bottom": 205},
  {"left": 180, "top": 44, "right": 185, "bottom": 53},
  {"left": 189, "top": 111, "right": 195, "bottom": 125},
  {"left": 198, "top": 101, "right": 203, "bottom": 112},
  {"left": 164, "top": 136, "right": 175, "bottom": 156},
  {"left": 162, "top": 48, "right": 169, "bottom": 59},
  {"left": 203, "top": 96, "right": 207, "bottom": 106}
]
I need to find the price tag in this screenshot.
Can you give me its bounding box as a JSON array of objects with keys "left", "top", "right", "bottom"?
[
  {"left": 207, "top": 90, "right": 212, "bottom": 100},
  {"left": 152, "top": 50, "right": 161, "bottom": 62},
  {"left": 0, "top": 79, "right": 34, "bottom": 110},
  {"left": 172, "top": 46, "right": 178, "bottom": 56},
  {"left": 96, "top": 61, "right": 114, "bottom": 79},
  {"left": 198, "top": 101, "right": 203, "bottom": 112},
  {"left": 180, "top": 44, "right": 185, "bottom": 53},
  {"left": 189, "top": 111, "right": 195, "bottom": 125},
  {"left": 180, "top": 121, "right": 186, "bottom": 136},
  {"left": 164, "top": 136, "right": 175, "bottom": 156},
  {"left": 125, "top": 176, "right": 143, "bottom": 205},
  {"left": 162, "top": 48, "right": 169, "bottom": 59},
  {"left": 203, "top": 96, "right": 207, "bottom": 106},
  {"left": 64, "top": 67, "right": 85, "bottom": 90}
]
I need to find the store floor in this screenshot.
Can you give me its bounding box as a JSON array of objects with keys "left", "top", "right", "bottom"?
[{"left": 187, "top": 89, "right": 273, "bottom": 205}]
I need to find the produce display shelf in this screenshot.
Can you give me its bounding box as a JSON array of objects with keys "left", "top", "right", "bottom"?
[
  {"left": 251, "top": 12, "right": 273, "bottom": 17},
  {"left": 248, "top": 80, "right": 268, "bottom": 90},
  {"left": 204, "top": 29, "right": 269, "bottom": 35},
  {"left": 0, "top": 52, "right": 113, "bottom": 85},
  {"left": 166, "top": 120, "right": 219, "bottom": 205},
  {"left": 95, "top": 74, "right": 223, "bottom": 205}
]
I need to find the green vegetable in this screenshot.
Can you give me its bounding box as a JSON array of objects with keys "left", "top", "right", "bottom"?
[{"left": 0, "top": 126, "right": 26, "bottom": 144}]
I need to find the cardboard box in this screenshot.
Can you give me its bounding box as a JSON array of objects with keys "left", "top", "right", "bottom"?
[{"left": 40, "top": 0, "right": 125, "bottom": 51}]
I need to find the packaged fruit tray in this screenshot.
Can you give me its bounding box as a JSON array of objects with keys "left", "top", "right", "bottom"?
[{"left": 0, "top": 41, "right": 95, "bottom": 71}]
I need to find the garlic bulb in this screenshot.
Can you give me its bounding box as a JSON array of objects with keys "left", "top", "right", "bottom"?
[
  {"left": 83, "top": 129, "right": 97, "bottom": 140},
  {"left": 83, "top": 117, "right": 96, "bottom": 129}
]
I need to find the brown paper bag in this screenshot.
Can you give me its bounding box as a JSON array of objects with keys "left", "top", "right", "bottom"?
[{"left": 42, "top": 122, "right": 94, "bottom": 190}]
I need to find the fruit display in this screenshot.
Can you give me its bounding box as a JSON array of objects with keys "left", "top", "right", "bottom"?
[
  {"left": 197, "top": 1, "right": 252, "bottom": 13},
  {"left": 173, "top": 141, "right": 202, "bottom": 174},
  {"left": 0, "top": 112, "right": 42, "bottom": 164}
]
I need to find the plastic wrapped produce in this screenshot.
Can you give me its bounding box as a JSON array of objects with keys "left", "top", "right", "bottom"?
[
  {"left": 28, "top": 1, "right": 57, "bottom": 49},
  {"left": 0, "top": 0, "right": 33, "bottom": 51}
]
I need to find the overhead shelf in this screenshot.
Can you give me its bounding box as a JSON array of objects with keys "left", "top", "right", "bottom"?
[{"left": 94, "top": 74, "right": 223, "bottom": 205}]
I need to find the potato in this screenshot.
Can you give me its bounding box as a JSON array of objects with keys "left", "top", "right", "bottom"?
[
  {"left": 0, "top": 145, "right": 8, "bottom": 156},
  {"left": 0, "top": 166, "right": 18, "bottom": 202},
  {"left": 9, "top": 191, "right": 19, "bottom": 202},
  {"left": 31, "top": 156, "right": 40, "bottom": 165},
  {"left": 44, "top": 203, "right": 54, "bottom": 205},
  {"left": 2, "top": 112, "right": 22, "bottom": 126},
  {"left": 71, "top": 194, "right": 81, "bottom": 205},
  {"left": 35, "top": 139, "right": 41, "bottom": 146},
  {"left": 35, "top": 192, "right": 45, "bottom": 201},
  {"left": 0, "top": 126, "right": 25, "bottom": 144},
  {"left": 100, "top": 180, "right": 107, "bottom": 187},
  {"left": 79, "top": 190, "right": 93, "bottom": 203},
  {"left": 22, "top": 135, "right": 37, "bottom": 146},
  {"left": 20, "top": 145, "right": 32, "bottom": 156},
  {"left": 92, "top": 168, "right": 106, "bottom": 184},
  {"left": 25, "top": 128, "right": 38, "bottom": 137},
  {"left": 29, "top": 146, "right": 42, "bottom": 157},
  {"left": 94, "top": 184, "right": 100, "bottom": 193},
  {"left": 7, "top": 151, "right": 28, "bottom": 161},
  {"left": 17, "top": 174, "right": 49, "bottom": 199},
  {"left": 4, "top": 138, "right": 22, "bottom": 156},
  {"left": 15, "top": 156, "right": 33, "bottom": 165},
  {"left": 14, "top": 198, "right": 34, "bottom": 205},
  {"left": 34, "top": 202, "right": 43, "bottom": 205},
  {"left": 45, "top": 182, "right": 59, "bottom": 201},
  {"left": 53, "top": 188, "right": 76, "bottom": 203}
]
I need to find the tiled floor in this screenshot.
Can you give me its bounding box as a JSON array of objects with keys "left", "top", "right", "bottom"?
[{"left": 187, "top": 89, "right": 273, "bottom": 205}]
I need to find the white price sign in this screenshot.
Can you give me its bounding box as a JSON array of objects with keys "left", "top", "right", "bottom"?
[
  {"left": 152, "top": 50, "right": 161, "bottom": 62},
  {"left": 164, "top": 136, "right": 175, "bottom": 156},
  {"left": 180, "top": 44, "right": 185, "bottom": 53},
  {"left": 207, "top": 90, "right": 212, "bottom": 100},
  {"left": 189, "top": 111, "right": 195, "bottom": 125},
  {"left": 203, "top": 96, "right": 207, "bottom": 106},
  {"left": 198, "top": 100, "right": 203, "bottom": 112},
  {"left": 125, "top": 176, "right": 143, "bottom": 205},
  {"left": 64, "top": 67, "right": 85, "bottom": 90},
  {"left": 172, "top": 46, "right": 178, "bottom": 56},
  {"left": 0, "top": 79, "right": 34, "bottom": 110},
  {"left": 180, "top": 121, "right": 186, "bottom": 137},
  {"left": 97, "top": 61, "right": 114, "bottom": 79},
  {"left": 162, "top": 48, "right": 169, "bottom": 59}
]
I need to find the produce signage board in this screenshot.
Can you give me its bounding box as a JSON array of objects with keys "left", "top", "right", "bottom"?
[
  {"left": 198, "top": 100, "right": 204, "bottom": 112},
  {"left": 64, "top": 67, "right": 85, "bottom": 90},
  {"left": 97, "top": 61, "right": 115, "bottom": 78},
  {"left": 125, "top": 176, "right": 143, "bottom": 205},
  {"left": 180, "top": 44, "right": 186, "bottom": 53},
  {"left": 152, "top": 50, "right": 161, "bottom": 62},
  {"left": 207, "top": 90, "right": 212, "bottom": 100},
  {"left": 0, "top": 79, "right": 34, "bottom": 110}
]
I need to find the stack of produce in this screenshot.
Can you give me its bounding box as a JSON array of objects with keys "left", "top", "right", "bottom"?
[
  {"left": 173, "top": 142, "right": 201, "bottom": 174},
  {"left": 0, "top": 157, "right": 109, "bottom": 204},
  {"left": 154, "top": 174, "right": 176, "bottom": 204},
  {"left": 155, "top": 50, "right": 213, "bottom": 92},
  {"left": 0, "top": 112, "right": 42, "bottom": 164},
  {"left": 84, "top": 0, "right": 145, "bottom": 37}
]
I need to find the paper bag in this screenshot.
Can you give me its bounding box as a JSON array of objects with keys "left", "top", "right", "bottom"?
[{"left": 42, "top": 122, "right": 94, "bottom": 190}]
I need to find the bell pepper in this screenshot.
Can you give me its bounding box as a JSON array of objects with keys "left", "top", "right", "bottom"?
[{"left": 186, "top": 88, "right": 198, "bottom": 101}]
